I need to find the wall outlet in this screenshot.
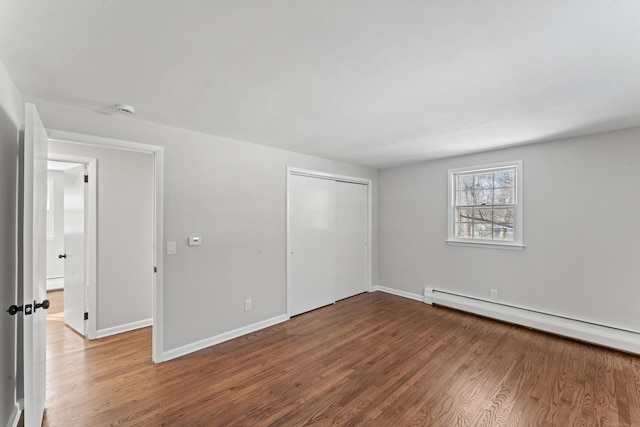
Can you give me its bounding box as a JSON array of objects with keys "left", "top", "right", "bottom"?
[
  {"left": 490, "top": 289, "right": 498, "bottom": 300},
  {"left": 244, "top": 299, "right": 252, "bottom": 311}
]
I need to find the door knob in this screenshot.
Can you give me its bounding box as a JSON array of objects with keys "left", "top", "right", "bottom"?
[
  {"left": 58, "top": 253, "right": 66, "bottom": 259},
  {"left": 6, "top": 305, "right": 23, "bottom": 316},
  {"left": 34, "top": 300, "right": 50, "bottom": 312}
]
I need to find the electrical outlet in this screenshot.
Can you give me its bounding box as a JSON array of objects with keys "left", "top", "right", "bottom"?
[
  {"left": 490, "top": 289, "right": 498, "bottom": 300},
  {"left": 244, "top": 299, "right": 252, "bottom": 311}
]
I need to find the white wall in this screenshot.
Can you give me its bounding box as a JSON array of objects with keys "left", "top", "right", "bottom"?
[
  {"left": 48, "top": 141, "right": 154, "bottom": 333},
  {"left": 32, "top": 99, "right": 378, "bottom": 355},
  {"left": 0, "top": 60, "right": 22, "bottom": 427},
  {"left": 379, "top": 127, "right": 640, "bottom": 333},
  {"left": 46, "top": 170, "right": 64, "bottom": 280}
]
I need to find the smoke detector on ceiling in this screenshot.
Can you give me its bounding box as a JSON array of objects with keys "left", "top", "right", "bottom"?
[{"left": 114, "top": 104, "right": 135, "bottom": 115}]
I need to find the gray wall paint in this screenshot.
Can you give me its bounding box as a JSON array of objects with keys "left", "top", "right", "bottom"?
[
  {"left": 0, "top": 60, "right": 21, "bottom": 427},
  {"left": 33, "top": 99, "right": 378, "bottom": 352},
  {"left": 48, "top": 141, "right": 154, "bottom": 332},
  {"left": 379, "top": 127, "right": 640, "bottom": 332}
]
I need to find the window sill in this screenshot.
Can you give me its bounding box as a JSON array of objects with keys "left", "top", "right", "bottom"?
[{"left": 446, "top": 240, "right": 525, "bottom": 251}]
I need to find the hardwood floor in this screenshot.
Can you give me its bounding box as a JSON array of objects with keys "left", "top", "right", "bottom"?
[{"left": 44, "top": 290, "right": 640, "bottom": 426}]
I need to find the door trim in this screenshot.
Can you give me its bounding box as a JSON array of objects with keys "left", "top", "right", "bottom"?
[
  {"left": 46, "top": 130, "right": 164, "bottom": 363},
  {"left": 286, "top": 167, "right": 372, "bottom": 317}
]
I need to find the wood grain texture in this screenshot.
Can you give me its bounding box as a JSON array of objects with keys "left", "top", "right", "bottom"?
[{"left": 42, "top": 290, "right": 640, "bottom": 426}]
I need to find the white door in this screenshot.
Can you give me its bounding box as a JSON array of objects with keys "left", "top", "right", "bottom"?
[
  {"left": 334, "top": 181, "right": 368, "bottom": 301},
  {"left": 22, "top": 103, "right": 48, "bottom": 426},
  {"left": 288, "top": 174, "right": 336, "bottom": 316},
  {"left": 63, "top": 165, "right": 85, "bottom": 334},
  {"left": 45, "top": 171, "right": 65, "bottom": 280}
]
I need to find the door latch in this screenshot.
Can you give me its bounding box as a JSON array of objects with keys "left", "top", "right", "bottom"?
[{"left": 6, "top": 300, "right": 48, "bottom": 316}]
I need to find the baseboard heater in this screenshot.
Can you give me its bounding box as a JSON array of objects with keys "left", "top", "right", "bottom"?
[{"left": 423, "top": 287, "right": 640, "bottom": 355}]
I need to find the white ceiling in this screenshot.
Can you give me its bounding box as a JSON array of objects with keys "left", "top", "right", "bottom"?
[{"left": 1, "top": 1, "right": 640, "bottom": 169}]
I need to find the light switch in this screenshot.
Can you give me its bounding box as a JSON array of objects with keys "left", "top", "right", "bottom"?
[
  {"left": 188, "top": 237, "right": 202, "bottom": 246},
  {"left": 167, "top": 241, "right": 176, "bottom": 255}
]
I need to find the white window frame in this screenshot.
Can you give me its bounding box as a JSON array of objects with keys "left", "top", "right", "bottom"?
[{"left": 447, "top": 160, "right": 524, "bottom": 250}]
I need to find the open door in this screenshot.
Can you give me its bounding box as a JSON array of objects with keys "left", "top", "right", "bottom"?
[
  {"left": 21, "top": 103, "right": 49, "bottom": 426},
  {"left": 62, "top": 165, "right": 85, "bottom": 334}
]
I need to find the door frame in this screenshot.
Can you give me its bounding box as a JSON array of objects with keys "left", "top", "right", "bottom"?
[
  {"left": 47, "top": 154, "right": 97, "bottom": 337},
  {"left": 285, "top": 167, "right": 372, "bottom": 317},
  {"left": 47, "top": 130, "right": 164, "bottom": 363}
]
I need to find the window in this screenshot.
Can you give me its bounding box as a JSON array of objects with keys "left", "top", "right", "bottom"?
[{"left": 448, "top": 161, "right": 523, "bottom": 249}]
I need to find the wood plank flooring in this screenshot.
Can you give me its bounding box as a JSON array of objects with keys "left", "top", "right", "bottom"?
[{"left": 43, "top": 290, "right": 640, "bottom": 426}]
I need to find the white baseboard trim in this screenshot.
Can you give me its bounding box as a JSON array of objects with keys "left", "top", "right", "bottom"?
[
  {"left": 161, "top": 314, "right": 290, "bottom": 362},
  {"left": 372, "top": 285, "right": 424, "bottom": 302},
  {"left": 429, "top": 289, "right": 640, "bottom": 355},
  {"left": 95, "top": 318, "right": 153, "bottom": 339},
  {"left": 46, "top": 277, "right": 64, "bottom": 291},
  {"left": 9, "top": 402, "right": 20, "bottom": 427}
]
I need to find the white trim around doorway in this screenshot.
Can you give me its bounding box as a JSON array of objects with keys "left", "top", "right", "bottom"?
[{"left": 46, "top": 129, "right": 165, "bottom": 363}]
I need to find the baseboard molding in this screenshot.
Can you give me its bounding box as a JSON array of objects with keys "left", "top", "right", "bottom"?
[
  {"left": 161, "top": 314, "right": 290, "bottom": 362},
  {"left": 46, "top": 277, "right": 64, "bottom": 291},
  {"left": 372, "top": 285, "right": 424, "bottom": 302},
  {"left": 95, "top": 318, "right": 153, "bottom": 339},
  {"left": 426, "top": 288, "right": 640, "bottom": 355}
]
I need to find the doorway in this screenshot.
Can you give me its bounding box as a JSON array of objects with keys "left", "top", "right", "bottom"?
[
  {"left": 46, "top": 159, "right": 91, "bottom": 336},
  {"left": 46, "top": 129, "right": 164, "bottom": 362}
]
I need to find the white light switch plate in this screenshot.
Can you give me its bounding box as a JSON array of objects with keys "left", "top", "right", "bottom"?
[{"left": 167, "top": 241, "right": 176, "bottom": 255}]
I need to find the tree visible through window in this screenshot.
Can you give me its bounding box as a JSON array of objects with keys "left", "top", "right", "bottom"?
[{"left": 449, "top": 162, "right": 522, "bottom": 246}]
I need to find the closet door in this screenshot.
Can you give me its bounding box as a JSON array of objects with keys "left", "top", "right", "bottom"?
[
  {"left": 288, "top": 174, "right": 336, "bottom": 316},
  {"left": 335, "top": 181, "right": 368, "bottom": 301}
]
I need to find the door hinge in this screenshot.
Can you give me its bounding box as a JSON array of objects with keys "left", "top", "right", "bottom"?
[
  {"left": 154, "top": 266, "right": 157, "bottom": 273},
  {"left": 84, "top": 312, "right": 89, "bottom": 320},
  {"left": 84, "top": 174, "right": 89, "bottom": 183}
]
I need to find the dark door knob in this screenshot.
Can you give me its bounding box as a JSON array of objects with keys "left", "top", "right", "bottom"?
[
  {"left": 34, "top": 300, "right": 50, "bottom": 312},
  {"left": 58, "top": 253, "right": 66, "bottom": 259},
  {"left": 6, "top": 305, "right": 23, "bottom": 315}
]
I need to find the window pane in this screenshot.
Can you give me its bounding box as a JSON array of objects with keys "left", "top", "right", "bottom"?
[
  {"left": 493, "top": 225, "right": 514, "bottom": 241},
  {"left": 473, "top": 223, "right": 492, "bottom": 239},
  {"left": 474, "top": 208, "right": 493, "bottom": 224},
  {"left": 475, "top": 173, "right": 493, "bottom": 189},
  {"left": 456, "top": 208, "right": 473, "bottom": 222},
  {"left": 473, "top": 190, "right": 492, "bottom": 206},
  {"left": 493, "top": 188, "right": 513, "bottom": 205},
  {"left": 493, "top": 208, "right": 514, "bottom": 226},
  {"left": 457, "top": 174, "right": 474, "bottom": 190},
  {"left": 456, "top": 191, "right": 475, "bottom": 206},
  {"left": 494, "top": 170, "right": 514, "bottom": 188},
  {"left": 455, "top": 222, "right": 472, "bottom": 238}
]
